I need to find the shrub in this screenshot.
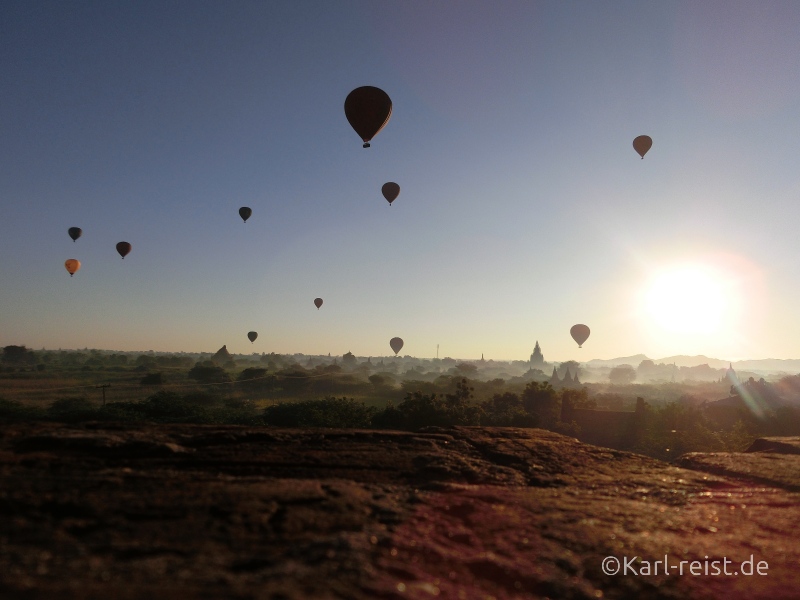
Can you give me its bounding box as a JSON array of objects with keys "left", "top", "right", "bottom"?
[
  {"left": 238, "top": 367, "right": 268, "bottom": 381},
  {"left": 140, "top": 372, "right": 164, "bottom": 385},
  {"left": 0, "top": 399, "right": 45, "bottom": 422},
  {"left": 263, "top": 397, "right": 377, "bottom": 428},
  {"left": 48, "top": 397, "right": 100, "bottom": 422}
]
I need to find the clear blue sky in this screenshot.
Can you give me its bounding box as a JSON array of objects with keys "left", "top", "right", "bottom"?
[{"left": 2, "top": 0, "right": 799, "bottom": 362}]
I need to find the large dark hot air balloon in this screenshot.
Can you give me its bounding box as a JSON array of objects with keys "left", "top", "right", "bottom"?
[
  {"left": 65, "top": 259, "right": 80, "bottom": 277},
  {"left": 116, "top": 242, "right": 131, "bottom": 259},
  {"left": 344, "top": 86, "right": 392, "bottom": 148},
  {"left": 633, "top": 135, "right": 652, "bottom": 159},
  {"left": 247, "top": 331, "right": 258, "bottom": 343},
  {"left": 314, "top": 298, "right": 323, "bottom": 310},
  {"left": 239, "top": 207, "right": 252, "bottom": 223},
  {"left": 389, "top": 337, "right": 404, "bottom": 355},
  {"left": 381, "top": 182, "right": 400, "bottom": 206},
  {"left": 570, "top": 324, "right": 590, "bottom": 348},
  {"left": 68, "top": 227, "right": 82, "bottom": 242}
]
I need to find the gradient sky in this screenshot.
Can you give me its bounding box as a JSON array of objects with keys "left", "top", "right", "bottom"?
[{"left": 2, "top": 1, "right": 800, "bottom": 362}]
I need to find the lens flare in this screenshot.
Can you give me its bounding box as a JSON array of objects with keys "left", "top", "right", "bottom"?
[{"left": 643, "top": 265, "right": 731, "bottom": 335}]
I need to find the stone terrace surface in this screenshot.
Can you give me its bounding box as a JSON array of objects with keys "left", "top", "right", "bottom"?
[{"left": 1, "top": 423, "right": 799, "bottom": 599}]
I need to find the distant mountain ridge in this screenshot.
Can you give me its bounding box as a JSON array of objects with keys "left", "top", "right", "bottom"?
[
  {"left": 582, "top": 355, "right": 649, "bottom": 368},
  {"left": 584, "top": 354, "right": 800, "bottom": 374}
]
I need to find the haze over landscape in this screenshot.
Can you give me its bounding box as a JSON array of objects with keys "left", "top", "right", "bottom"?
[
  {"left": 3, "top": 1, "right": 800, "bottom": 363},
  {"left": 7, "top": 5, "right": 800, "bottom": 598}
]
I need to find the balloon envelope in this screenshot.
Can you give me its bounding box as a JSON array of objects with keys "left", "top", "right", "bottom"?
[
  {"left": 314, "top": 298, "right": 323, "bottom": 309},
  {"left": 247, "top": 331, "right": 258, "bottom": 343},
  {"left": 64, "top": 259, "right": 80, "bottom": 277},
  {"left": 344, "top": 86, "right": 392, "bottom": 148},
  {"left": 389, "top": 337, "right": 404, "bottom": 355},
  {"left": 116, "top": 242, "right": 131, "bottom": 259},
  {"left": 239, "top": 207, "right": 252, "bottom": 223},
  {"left": 68, "top": 227, "right": 82, "bottom": 242},
  {"left": 633, "top": 135, "right": 652, "bottom": 159},
  {"left": 570, "top": 324, "right": 590, "bottom": 348},
  {"left": 381, "top": 182, "right": 400, "bottom": 205}
]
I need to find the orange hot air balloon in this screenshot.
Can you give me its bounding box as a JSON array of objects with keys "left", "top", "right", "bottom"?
[
  {"left": 570, "top": 324, "right": 590, "bottom": 348},
  {"left": 381, "top": 182, "right": 400, "bottom": 206},
  {"left": 344, "top": 86, "right": 392, "bottom": 148},
  {"left": 116, "top": 242, "right": 131, "bottom": 259},
  {"left": 65, "top": 259, "right": 81, "bottom": 277},
  {"left": 247, "top": 331, "right": 258, "bottom": 343},
  {"left": 68, "top": 227, "right": 82, "bottom": 242},
  {"left": 314, "top": 298, "right": 323, "bottom": 310},
  {"left": 633, "top": 135, "right": 652, "bottom": 159},
  {"left": 389, "top": 337, "right": 404, "bottom": 355},
  {"left": 239, "top": 207, "right": 252, "bottom": 223}
]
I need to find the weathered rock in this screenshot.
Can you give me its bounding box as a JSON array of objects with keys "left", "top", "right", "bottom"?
[
  {"left": 0, "top": 423, "right": 798, "bottom": 599},
  {"left": 678, "top": 437, "right": 800, "bottom": 492}
]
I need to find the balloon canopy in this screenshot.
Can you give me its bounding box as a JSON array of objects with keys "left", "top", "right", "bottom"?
[
  {"left": 68, "top": 227, "right": 82, "bottom": 242},
  {"left": 570, "top": 324, "right": 591, "bottom": 348},
  {"left": 64, "top": 259, "right": 80, "bottom": 277},
  {"left": 239, "top": 207, "right": 252, "bottom": 223},
  {"left": 247, "top": 331, "right": 258, "bottom": 343},
  {"left": 381, "top": 182, "right": 400, "bottom": 206},
  {"left": 389, "top": 337, "right": 404, "bottom": 355},
  {"left": 633, "top": 135, "right": 652, "bottom": 159},
  {"left": 344, "top": 86, "right": 392, "bottom": 148},
  {"left": 116, "top": 242, "right": 131, "bottom": 259},
  {"left": 314, "top": 298, "right": 323, "bottom": 310}
]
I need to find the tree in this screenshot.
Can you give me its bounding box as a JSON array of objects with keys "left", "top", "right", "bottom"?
[
  {"left": 238, "top": 367, "right": 268, "bottom": 381},
  {"left": 454, "top": 363, "right": 478, "bottom": 376},
  {"left": 558, "top": 360, "right": 581, "bottom": 379},
  {"left": 482, "top": 392, "right": 537, "bottom": 427},
  {"left": 521, "top": 381, "right": 559, "bottom": 428},
  {"left": 188, "top": 362, "right": 231, "bottom": 384},
  {"left": 135, "top": 354, "right": 157, "bottom": 368},
  {"left": 560, "top": 387, "right": 596, "bottom": 410},
  {"left": 369, "top": 373, "right": 395, "bottom": 389},
  {"left": 2, "top": 345, "right": 35, "bottom": 366},
  {"left": 609, "top": 364, "right": 636, "bottom": 385},
  {"left": 393, "top": 378, "right": 483, "bottom": 430}
]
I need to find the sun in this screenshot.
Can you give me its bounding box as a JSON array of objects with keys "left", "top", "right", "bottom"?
[{"left": 643, "top": 265, "right": 730, "bottom": 335}]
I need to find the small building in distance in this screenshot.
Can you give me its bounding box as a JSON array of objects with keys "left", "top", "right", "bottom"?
[
  {"left": 549, "top": 366, "right": 581, "bottom": 387},
  {"left": 210, "top": 345, "right": 233, "bottom": 366},
  {"left": 530, "top": 341, "right": 544, "bottom": 369}
]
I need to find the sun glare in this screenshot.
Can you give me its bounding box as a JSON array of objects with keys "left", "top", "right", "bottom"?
[{"left": 643, "top": 265, "right": 730, "bottom": 335}]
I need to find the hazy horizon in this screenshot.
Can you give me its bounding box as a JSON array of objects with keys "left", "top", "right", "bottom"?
[
  {"left": 15, "top": 344, "right": 800, "bottom": 369},
  {"left": 3, "top": 2, "right": 800, "bottom": 361}
]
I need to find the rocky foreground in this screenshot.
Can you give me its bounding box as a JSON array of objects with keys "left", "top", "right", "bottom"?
[{"left": 1, "top": 423, "right": 799, "bottom": 599}]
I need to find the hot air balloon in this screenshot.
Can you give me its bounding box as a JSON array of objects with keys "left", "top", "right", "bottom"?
[
  {"left": 247, "top": 331, "right": 258, "bottom": 343},
  {"left": 389, "top": 337, "right": 404, "bottom": 355},
  {"left": 65, "top": 259, "right": 80, "bottom": 277},
  {"left": 633, "top": 135, "right": 652, "bottom": 159},
  {"left": 314, "top": 298, "right": 323, "bottom": 310},
  {"left": 116, "top": 242, "right": 131, "bottom": 259},
  {"left": 344, "top": 86, "right": 392, "bottom": 148},
  {"left": 239, "top": 207, "right": 252, "bottom": 223},
  {"left": 381, "top": 182, "right": 400, "bottom": 206},
  {"left": 570, "top": 324, "right": 590, "bottom": 348},
  {"left": 68, "top": 227, "right": 82, "bottom": 242}
]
